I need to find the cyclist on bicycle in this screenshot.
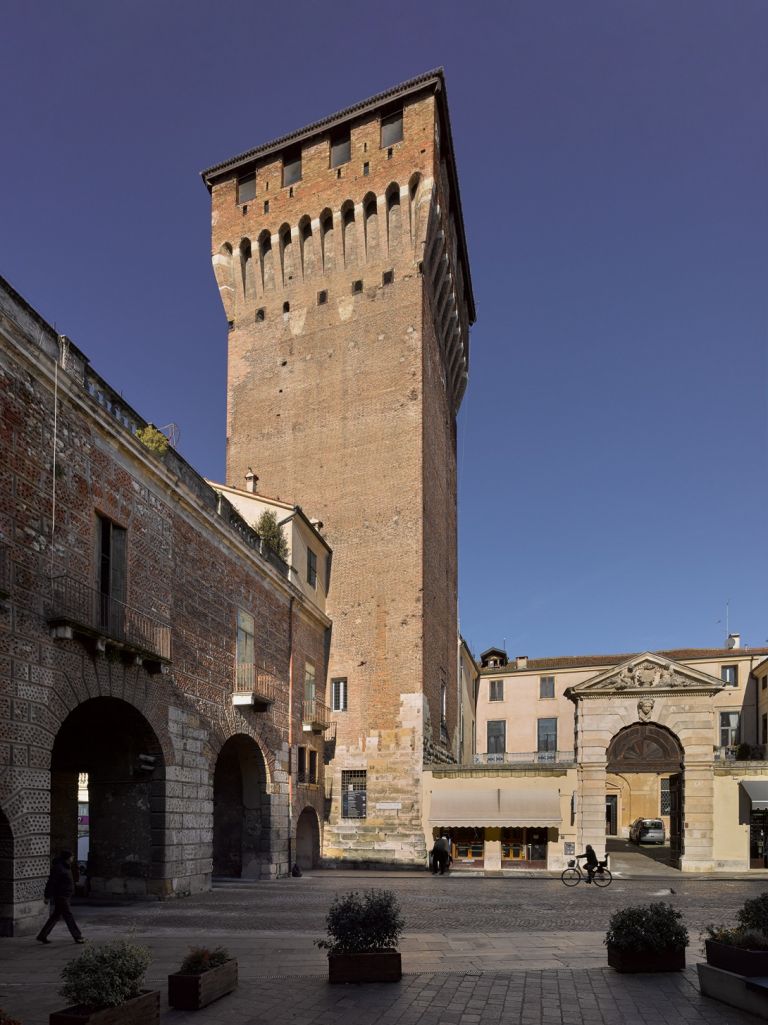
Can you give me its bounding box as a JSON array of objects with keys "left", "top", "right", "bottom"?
[{"left": 576, "top": 844, "right": 599, "bottom": 884}]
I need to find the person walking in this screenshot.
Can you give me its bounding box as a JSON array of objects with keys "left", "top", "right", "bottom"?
[
  {"left": 432, "top": 835, "right": 451, "bottom": 875},
  {"left": 36, "top": 850, "right": 84, "bottom": 944}
]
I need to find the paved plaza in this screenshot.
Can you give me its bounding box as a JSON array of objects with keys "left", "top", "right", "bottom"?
[{"left": 1, "top": 871, "right": 766, "bottom": 1024}]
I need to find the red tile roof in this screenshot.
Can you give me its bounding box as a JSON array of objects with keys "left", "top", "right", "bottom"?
[{"left": 479, "top": 647, "right": 768, "bottom": 675}]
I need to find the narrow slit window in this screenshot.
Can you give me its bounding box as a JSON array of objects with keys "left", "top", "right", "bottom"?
[
  {"left": 382, "top": 270, "right": 394, "bottom": 286},
  {"left": 332, "top": 677, "right": 348, "bottom": 712}
]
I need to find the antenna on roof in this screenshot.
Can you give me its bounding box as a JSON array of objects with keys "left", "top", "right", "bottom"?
[{"left": 158, "top": 423, "right": 180, "bottom": 448}]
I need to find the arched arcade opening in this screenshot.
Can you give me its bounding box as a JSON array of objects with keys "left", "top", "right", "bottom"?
[
  {"left": 295, "top": 807, "right": 320, "bottom": 870},
  {"left": 50, "top": 697, "right": 166, "bottom": 896},
  {"left": 213, "top": 734, "right": 270, "bottom": 879}
]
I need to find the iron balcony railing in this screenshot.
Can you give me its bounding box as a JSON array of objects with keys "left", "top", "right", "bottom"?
[
  {"left": 234, "top": 661, "right": 284, "bottom": 706},
  {"left": 714, "top": 744, "right": 764, "bottom": 762},
  {"left": 474, "top": 750, "right": 576, "bottom": 766},
  {"left": 302, "top": 697, "right": 331, "bottom": 731},
  {"left": 48, "top": 575, "right": 171, "bottom": 661}
]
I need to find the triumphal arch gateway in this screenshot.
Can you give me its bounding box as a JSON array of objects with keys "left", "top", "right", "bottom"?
[{"left": 570, "top": 653, "right": 725, "bottom": 871}]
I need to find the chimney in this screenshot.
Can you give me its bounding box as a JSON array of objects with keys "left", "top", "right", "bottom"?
[
  {"left": 726, "top": 633, "right": 741, "bottom": 650},
  {"left": 244, "top": 468, "right": 259, "bottom": 494},
  {"left": 516, "top": 655, "right": 528, "bottom": 670}
]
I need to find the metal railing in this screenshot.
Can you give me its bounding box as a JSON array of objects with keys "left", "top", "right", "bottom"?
[
  {"left": 715, "top": 744, "right": 765, "bottom": 762},
  {"left": 302, "top": 697, "right": 331, "bottom": 730},
  {"left": 48, "top": 575, "right": 170, "bottom": 661},
  {"left": 235, "top": 662, "right": 284, "bottom": 705},
  {"left": 474, "top": 750, "right": 576, "bottom": 766}
]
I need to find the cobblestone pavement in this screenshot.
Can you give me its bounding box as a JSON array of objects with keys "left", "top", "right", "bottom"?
[
  {"left": 68, "top": 872, "right": 768, "bottom": 936},
  {"left": 1, "top": 874, "right": 766, "bottom": 1024}
]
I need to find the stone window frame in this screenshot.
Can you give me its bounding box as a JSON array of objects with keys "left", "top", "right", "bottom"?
[
  {"left": 720, "top": 664, "right": 738, "bottom": 687},
  {"left": 539, "top": 675, "right": 555, "bottom": 700},
  {"left": 331, "top": 676, "right": 347, "bottom": 712}
]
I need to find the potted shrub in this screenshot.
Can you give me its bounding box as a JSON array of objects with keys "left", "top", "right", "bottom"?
[
  {"left": 605, "top": 902, "right": 688, "bottom": 972},
  {"left": 49, "top": 940, "right": 159, "bottom": 1024},
  {"left": 705, "top": 892, "right": 768, "bottom": 976},
  {"left": 168, "top": 946, "right": 238, "bottom": 1010},
  {"left": 317, "top": 889, "right": 404, "bottom": 983}
]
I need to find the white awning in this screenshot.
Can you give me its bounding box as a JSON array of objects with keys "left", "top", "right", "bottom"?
[
  {"left": 741, "top": 780, "right": 768, "bottom": 811},
  {"left": 429, "top": 787, "right": 561, "bottom": 828}
]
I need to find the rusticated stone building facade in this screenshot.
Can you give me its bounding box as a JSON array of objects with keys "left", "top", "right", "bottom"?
[
  {"left": 202, "top": 70, "right": 475, "bottom": 864},
  {"left": 0, "top": 276, "right": 330, "bottom": 935}
]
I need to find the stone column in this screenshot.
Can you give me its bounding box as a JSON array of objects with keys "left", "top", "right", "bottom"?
[
  {"left": 681, "top": 759, "right": 715, "bottom": 871},
  {"left": 577, "top": 763, "right": 607, "bottom": 855}
]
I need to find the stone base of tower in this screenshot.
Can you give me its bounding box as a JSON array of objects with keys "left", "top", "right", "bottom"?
[{"left": 322, "top": 694, "right": 432, "bottom": 867}]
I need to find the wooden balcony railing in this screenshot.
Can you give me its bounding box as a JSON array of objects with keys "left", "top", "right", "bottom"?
[
  {"left": 233, "top": 661, "right": 284, "bottom": 709},
  {"left": 47, "top": 575, "right": 170, "bottom": 662},
  {"left": 302, "top": 697, "right": 331, "bottom": 733}
]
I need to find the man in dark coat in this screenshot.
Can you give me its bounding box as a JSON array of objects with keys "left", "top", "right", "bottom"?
[
  {"left": 432, "top": 835, "right": 451, "bottom": 875},
  {"left": 577, "top": 844, "right": 599, "bottom": 884},
  {"left": 36, "top": 850, "right": 84, "bottom": 943}
]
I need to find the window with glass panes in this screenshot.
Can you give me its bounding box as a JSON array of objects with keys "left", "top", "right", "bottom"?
[
  {"left": 537, "top": 717, "right": 557, "bottom": 752},
  {"left": 332, "top": 677, "right": 347, "bottom": 712},
  {"left": 660, "top": 777, "right": 671, "bottom": 815},
  {"left": 236, "top": 610, "right": 255, "bottom": 690},
  {"left": 539, "top": 676, "right": 555, "bottom": 699},
  {"left": 721, "top": 665, "right": 738, "bottom": 687},
  {"left": 489, "top": 679, "right": 503, "bottom": 701},
  {"left": 341, "top": 770, "right": 367, "bottom": 818},
  {"left": 487, "top": 720, "right": 505, "bottom": 754},
  {"left": 720, "top": 711, "right": 740, "bottom": 747},
  {"left": 307, "top": 547, "right": 317, "bottom": 587},
  {"left": 304, "top": 661, "right": 316, "bottom": 703}
]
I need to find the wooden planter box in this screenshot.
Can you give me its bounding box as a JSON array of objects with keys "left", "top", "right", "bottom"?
[
  {"left": 168, "top": 959, "right": 238, "bottom": 1010},
  {"left": 50, "top": 989, "right": 160, "bottom": 1025},
  {"left": 706, "top": 939, "right": 768, "bottom": 978},
  {"left": 328, "top": 951, "right": 402, "bottom": 984},
  {"left": 607, "top": 944, "right": 686, "bottom": 973}
]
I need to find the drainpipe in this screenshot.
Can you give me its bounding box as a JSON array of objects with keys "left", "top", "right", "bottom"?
[{"left": 287, "top": 595, "right": 295, "bottom": 873}]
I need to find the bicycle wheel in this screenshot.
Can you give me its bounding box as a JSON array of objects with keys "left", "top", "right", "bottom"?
[
  {"left": 593, "top": 868, "right": 612, "bottom": 887},
  {"left": 561, "top": 867, "right": 581, "bottom": 886}
]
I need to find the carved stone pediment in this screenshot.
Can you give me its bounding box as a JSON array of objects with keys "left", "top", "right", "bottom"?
[{"left": 567, "top": 652, "right": 723, "bottom": 698}]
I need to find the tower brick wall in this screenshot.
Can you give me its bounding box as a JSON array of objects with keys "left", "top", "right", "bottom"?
[{"left": 204, "top": 72, "right": 474, "bottom": 863}]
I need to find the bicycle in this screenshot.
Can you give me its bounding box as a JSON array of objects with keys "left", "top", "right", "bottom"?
[{"left": 561, "top": 856, "right": 612, "bottom": 887}]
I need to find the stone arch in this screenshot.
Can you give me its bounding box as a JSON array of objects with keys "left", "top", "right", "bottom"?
[
  {"left": 239, "top": 238, "right": 255, "bottom": 300},
  {"left": 295, "top": 806, "right": 320, "bottom": 870},
  {"left": 213, "top": 733, "right": 271, "bottom": 879},
  {"left": 299, "top": 215, "right": 316, "bottom": 280},
  {"left": 362, "top": 191, "right": 379, "bottom": 262},
  {"left": 606, "top": 722, "right": 683, "bottom": 774},
  {"left": 50, "top": 696, "right": 166, "bottom": 896},
  {"left": 279, "top": 223, "right": 295, "bottom": 286},
  {"left": 212, "top": 243, "right": 235, "bottom": 320},
  {"left": 0, "top": 806, "right": 13, "bottom": 936},
  {"left": 319, "top": 208, "right": 334, "bottom": 273},
  {"left": 341, "top": 201, "right": 357, "bottom": 267},
  {"left": 385, "top": 182, "right": 402, "bottom": 254},
  {"left": 259, "top": 230, "right": 274, "bottom": 290}
]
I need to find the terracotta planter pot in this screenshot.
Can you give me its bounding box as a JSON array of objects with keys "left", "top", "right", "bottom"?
[
  {"left": 607, "top": 944, "right": 685, "bottom": 973},
  {"left": 49, "top": 989, "right": 160, "bottom": 1025},
  {"left": 328, "top": 951, "right": 402, "bottom": 984},
  {"left": 705, "top": 939, "right": 768, "bottom": 978},
  {"left": 168, "top": 959, "right": 238, "bottom": 1010}
]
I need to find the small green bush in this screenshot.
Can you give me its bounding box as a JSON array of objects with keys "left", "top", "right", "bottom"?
[
  {"left": 178, "top": 946, "right": 231, "bottom": 975},
  {"left": 256, "top": 510, "right": 288, "bottom": 560},
  {"left": 59, "top": 940, "right": 151, "bottom": 1010},
  {"left": 136, "top": 424, "right": 169, "bottom": 455},
  {"left": 738, "top": 893, "right": 768, "bottom": 934},
  {"left": 317, "top": 889, "right": 404, "bottom": 955},
  {"left": 605, "top": 902, "right": 688, "bottom": 953},
  {"left": 706, "top": 926, "right": 768, "bottom": 951}
]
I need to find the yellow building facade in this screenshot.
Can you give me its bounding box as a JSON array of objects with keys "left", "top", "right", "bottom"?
[{"left": 423, "top": 640, "right": 768, "bottom": 872}]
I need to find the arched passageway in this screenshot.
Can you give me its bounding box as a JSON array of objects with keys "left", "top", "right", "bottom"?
[
  {"left": 213, "top": 735, "right": 270, "bottom": 878},
  {"left": 295, "top": 807, "right": 320, "bottom": 870},
  {"left": 50, "top": 697, "right": 165, "bottom": 895},
  {"left": 0, "top": 808, "right": 13, "bottom": 936},
  {"left": 606, "top": 722, "right": 684, "bottom": 866}
]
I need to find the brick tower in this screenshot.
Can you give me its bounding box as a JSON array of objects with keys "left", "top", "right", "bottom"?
[{"left": 202, "top": 70, "right": 475, "bottom": 864}]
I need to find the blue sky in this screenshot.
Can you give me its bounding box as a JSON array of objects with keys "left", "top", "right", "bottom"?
[{"left": 2, "top": 0, "right": 766, "bottom": 659}]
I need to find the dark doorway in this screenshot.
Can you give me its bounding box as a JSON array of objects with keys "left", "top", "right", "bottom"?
[
  {"left": 295, "top": 807, "right": 320, "bottom": 870},
  {"left": 605, "top": 795, "right": 618, "bottom": 836},
  {"left": 669, "top": 772, "right": 683, "bottom": 868},
  {"left": 50, "top": 698, "right": 165, "bottom": 896},
  {"left": 213, "top": 735, "right": 270, "bottom": 878},
  {"left": 0, "top": 807, "right": 13, "bottom": 936}
]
